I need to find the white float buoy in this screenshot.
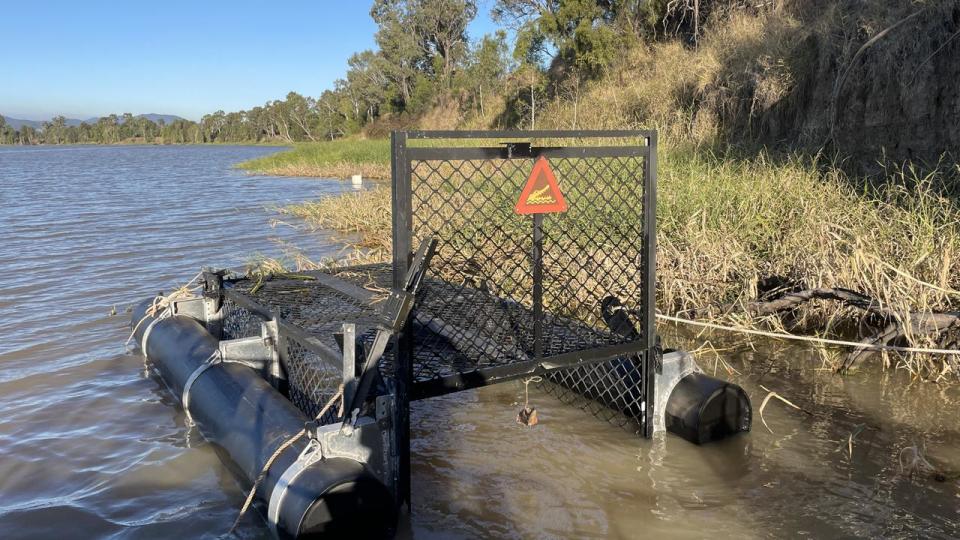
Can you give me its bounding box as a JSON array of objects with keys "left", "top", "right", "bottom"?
[{"left": 351, "top": 174, "right": 363, "bottom": 187}]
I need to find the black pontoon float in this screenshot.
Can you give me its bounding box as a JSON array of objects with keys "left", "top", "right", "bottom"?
[{"left": 131, "top": 130, "right": 751, "bottom": 538}]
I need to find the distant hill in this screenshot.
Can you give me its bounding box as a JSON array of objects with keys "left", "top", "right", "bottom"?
[
  {"left": 1, "top": 116, "right": 87, "bottom": 129},
  {"left": 1, "top": 113, "right": 186, "bottom": 130},
  {"left": 136, "top": 114, "right": 184, "bottom": 124}
]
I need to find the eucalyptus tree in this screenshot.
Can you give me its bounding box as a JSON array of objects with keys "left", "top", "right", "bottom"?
[
  {"left": 316, "top": 89, "right": 347, "bottom": 140},
  {"left": 371, "top": 0, "right": 421, "bottom": 110},
  {"left": 493, "top": 0, "right": 617, "bottom": 76},
  {"left": 285, "top": 92, "right": 320, "bottom": 142},
  {"left": 463, "top": 31, "right": 511, "bottom": 118},
  {"left": 410, "top": 0, "right": 477, "bottom": 83}
]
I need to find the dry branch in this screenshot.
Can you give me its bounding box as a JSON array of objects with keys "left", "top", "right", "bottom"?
[{"left": 741, "top": 286, "right": 960, "bottom": 372}]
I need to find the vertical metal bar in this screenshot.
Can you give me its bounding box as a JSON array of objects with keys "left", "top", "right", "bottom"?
[
  {"left": 341, "top": 323, "right": 356, "bottom": 409},
  {"left": 390, "top": 131, "right": 414, "bottom": 509},
  {"left": 275, "top": 331, "right": 290, "bottom": 397},
  {"left": 392, "top": 131, "right": 412, "bottom": 287},
  {"left": 642, "top": 133, "right": 658, "bottom": 438},
  {"left": 532, "top": 213, "right": 544, "bottom": 359}
]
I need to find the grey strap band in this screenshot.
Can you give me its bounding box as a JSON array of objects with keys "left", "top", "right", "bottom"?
[
  {"left": 140, "top": 308, "right": 171, "bottom": 361},
  {"left": 181, "top": 351, "right": 221, "bottom": 427},
  {"left": 267, "top": 438, "right": 324, "bottom": 536}
]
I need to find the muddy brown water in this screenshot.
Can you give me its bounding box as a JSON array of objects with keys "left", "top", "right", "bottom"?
[{"left": 1, "top": 145, "right": 957, "bottom": 539}]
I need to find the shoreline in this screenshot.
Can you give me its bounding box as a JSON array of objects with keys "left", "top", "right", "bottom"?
[
  {"left": 255, "top": 138, "right": 960, "bottom": 381},
  {"left": 0, "top": 140, "right": 290, "bottom": 148}
]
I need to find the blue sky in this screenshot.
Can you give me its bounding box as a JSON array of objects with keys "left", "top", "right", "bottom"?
[{"left": 2, "top": 1, "right": 499, "bottom": 121}]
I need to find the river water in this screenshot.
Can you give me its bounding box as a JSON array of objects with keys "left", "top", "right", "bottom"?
[{"left": 0, "top": 145, "right": 957, "bottom": 539}]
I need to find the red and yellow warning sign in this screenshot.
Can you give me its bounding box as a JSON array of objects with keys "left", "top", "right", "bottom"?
[{"left": 514, "top": 157, "right": 567, "bottom": 215}]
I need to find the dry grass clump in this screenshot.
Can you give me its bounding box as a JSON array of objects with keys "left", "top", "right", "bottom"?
[
  {"left": 531, "top": 7, "right": 807, "bottom": 146},
  {"left": 279, "top": 187, "right": 392, "bottom": 260}
]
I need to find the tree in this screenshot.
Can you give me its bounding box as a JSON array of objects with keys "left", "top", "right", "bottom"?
[
  {"left": 494, "top": 0, "right": 617, "bottom": 76},
  {"left": 372, "top": 0, "right": 421, "bottom": 109},
  {"left": 316, "top": 90, "right": 347, "bottom": 140},
  {"left": 465, "top": 31, "right": 510, "bottom": 118},
  {"left": 285, "top": 92, "right": 319, "bottom": 141},
  {"left": 410, "top": 0, "right": 478, "bottom": 83},
  {"left": 345, "top": 50, "right": 389, "bottom": 124},
  {"left": 44, "top": 116, "right": 67, "bottom": 144},
  {"left": 0, "top": 116, "right": 15, "bottom": 145}
]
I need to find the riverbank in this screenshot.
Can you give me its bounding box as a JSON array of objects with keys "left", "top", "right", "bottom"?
[
  {"left": 0, "top": 140, "right": 289, "bottom": 147},
  {"left": 269, "top": 138, "right": 960, "bottom": 380},
  {"left": 237, "top": 139, "right": 390, "bottom": 179}
]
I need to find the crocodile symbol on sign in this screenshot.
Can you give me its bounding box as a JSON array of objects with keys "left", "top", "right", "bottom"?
[{"left": 515, "top": 157, "right": 568, "bottom": 215}]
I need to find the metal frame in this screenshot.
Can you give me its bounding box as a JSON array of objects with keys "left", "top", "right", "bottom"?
[
  {"left": 391, "top": 130, "right": 659, "bottom": 505},
  {"left": 208, "top": 130, "right": 659, "bottom": 514}
]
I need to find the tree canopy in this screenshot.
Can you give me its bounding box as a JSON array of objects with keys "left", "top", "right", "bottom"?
[{"left": 3, "top": 0, "right": 687, "bottom": 145}]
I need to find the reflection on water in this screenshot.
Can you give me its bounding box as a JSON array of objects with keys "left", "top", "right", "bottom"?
[
  {"left": 409, "top": 334, "right": 960, "bottom": 539},
  {"left": 0, "top": 145, "right": 344, "bottom": 539},
  {"left": 1, "top": 145, "right": 957, "bottom": 539}
]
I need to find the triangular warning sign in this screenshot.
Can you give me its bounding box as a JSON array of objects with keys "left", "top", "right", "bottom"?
[{"left": 515, "top": 157, "right": 568, "bottom": 215}]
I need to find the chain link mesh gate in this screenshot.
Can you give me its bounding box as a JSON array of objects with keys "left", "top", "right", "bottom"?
[{"left": 391, "top": 130, "right": 659, "bottom": 505}]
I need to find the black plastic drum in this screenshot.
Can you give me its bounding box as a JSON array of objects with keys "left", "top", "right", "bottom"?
[{"left": 664, "top": 372, "right": 752, "bottom": 445}]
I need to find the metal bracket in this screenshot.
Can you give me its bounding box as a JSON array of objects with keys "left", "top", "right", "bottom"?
[
  {"left": 267, "top": 415, "right": 389, "bottom": 537},
  {"left": 169, "top": 296, "right": 223, "bottom": 338},
  {"left": 652, "top": 350, "right": 700, "bottom": 433},
  {"left": 181, "top": 320, "right": 280, "bottom": 427},
  {"left": 261, "top": 319, "right": 282, "bottom": 385},
  {"left": 341, "top": 323, "right": 357, "bottom": 413},
  {"left": 502, "top": 141, "right": 532, "bottom": 158},
  {"left": 267, "top": 437, "right": 322, "bottom": 537},
  {"left": 215, "top": 319, "right": 280, "bottom": 375},
  {"left": 376, "top": 394, "right": 395, "bottom": 490},
  {"left": 140, "top": 299, "right": 172, "bottom": 360}
]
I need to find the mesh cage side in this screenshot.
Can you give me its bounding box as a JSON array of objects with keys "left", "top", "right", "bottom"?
[
  {"left": 228, "top": 276, "right": 379, "bottom": 343},
  {"left": 222, "top": 281, "right": 358, "bottom": 424},
  {"left": 224, "top": 276, "right": 385, "bottom": 423},
  {"left": 544, "top": 355, "right": 647, "bottom": 432},
  {"left": 409, "top": 156, "right": 647, "bottom": 360},
  {"left": 407, "top": 151, "right": 650, "bottom": 431},
  {"left": 282, "top": 335, "right": 344, "bottom": 425},
  {"left": 222, "top": 296, "right": 263, "bottom": 340}
]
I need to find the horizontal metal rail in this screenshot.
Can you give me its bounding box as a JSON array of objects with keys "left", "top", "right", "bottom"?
[
  {"left": 410, "top": 341, "right": 647, "bottom": 401},
  {"left": 406, "top": 145, "right": 649, "bottom": 161},
  {"left": 404, "top": 129, "right": 656, "bottom": 140}
]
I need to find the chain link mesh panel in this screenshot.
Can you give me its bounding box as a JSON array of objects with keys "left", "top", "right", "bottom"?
[
  {"left": 221, "top": 277, "right": 385, "bottom": 425},
  {"left": 402, "top": 140, "right": 654, "bottom": 431},
  {"left": 407, "top": 155, "right": 648, "bottom": 356}
]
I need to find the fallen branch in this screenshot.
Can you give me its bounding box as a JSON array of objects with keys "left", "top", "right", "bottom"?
[
  {"left": 744, "top": 287, "right": 892, "bottom": 318},
  {"left": 683, "top": 286, "right": 960, "bottom": 372}
]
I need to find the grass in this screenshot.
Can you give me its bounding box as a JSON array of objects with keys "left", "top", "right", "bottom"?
[
  {"left": 237, "top": 138, "right": 391, "bottom": 179},
  {"left": 276, "top": 139, "right": 960, "bottom": 380}
]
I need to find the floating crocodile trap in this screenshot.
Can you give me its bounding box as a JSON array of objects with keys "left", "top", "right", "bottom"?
[{"left": 131, "top": 130, "right": 751, "bottom": 539}]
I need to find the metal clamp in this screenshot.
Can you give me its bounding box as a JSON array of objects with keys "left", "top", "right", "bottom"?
[
  {"left": 181, "top": 350, "right": 222, "bottom": 427},
  {"left": 267, "top": 437, "right": 324, "bottom": 537},
  {"left": 216, "top": 319, "right": 279, "bottom": 375},
  {"left": 266, "top": 415, "right": 387, "bottom": 536},
  {"left": 140, "top": 306, "right": 172, "bottom": 361}
]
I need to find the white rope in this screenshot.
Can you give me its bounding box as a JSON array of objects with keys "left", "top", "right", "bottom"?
[
  {"left": 656, "top": 313, "right": 960, "bottom": 355},
  {"left": 126, "top": 272, "right": 204, "bottom": 348}
]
